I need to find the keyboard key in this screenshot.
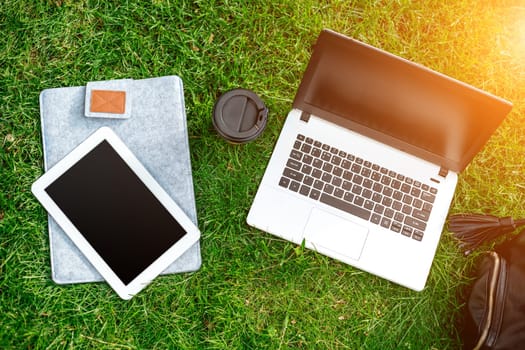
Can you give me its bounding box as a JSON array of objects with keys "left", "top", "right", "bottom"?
[
  {"left": 372, "top": 193, "right": 382, "bottom": 203},
  {"left": 421, "top": 191, "right": 436, "bottom": 203},
  {"left": 401, "top": 226, "right": 413, "bottom": 237},
  {"left": 312, "top": 168, "right": 322, "bottom": 179},
  {"left": 290, "top": 181, "right": 300, "bottom": 192},
  {"left": 423, "top": 202, "right": 433, "bottom": 212},
  {"left": 342, "top": 181, "right": 352, "bottom": 191},
  {"left": 410, "top": 187, "right": 421, "bottom": 198},
  {"left": 412, "top": 209, "right": 430, "bottom": 222},
  {"left": 394, "top": 212, "right": 404, "bottom": 222},
  {"left": 283, "top": 167, "right": 304, "bottom": 182},
  {"left": 323, "top": 162, "right": 333, "bottom": 173},
  {"left": 321, "top": 151, "right": 331, "bottom": 161},
  {"left": 301, "top": 164, "right": 313, "bottom": 175},
  {"left": 324, "top": 184, "right": 334, "bottom": 195},
  {"left": 373, "top": 204, "right": 385, "bottom": 214},
  {"left": 303, "top": 176, "right": 314, "bottom": 186},
  {"left": 401, "top": 183, "right": 411, "bottom": 193},
  {"left": 391, "top": 222, "right": 402, "bottom": 233},
  {"left": 287, "top": 159, "right": 302, "bottom": 171},
  {"left": 341, "top": 159, "right": 351, "bottom": 169},
  {"left": 303, "top": 154, "right": 313, "bottom": 165},
  {"left": 361, "top": 168, "right": 372, "bottom": 178},
  {"left": 382, "top": 197, "right": 393, "bottom": 208},
  {"left": 331, "top": 155, "right": 342, "bottom": 166},
  {"left": 301, "top": 143, "right": 312, "bottom": 154},
  {"left": 351, "top": 184, "right": 362, "bottom": 195},
  {"left": 300, "top": 185, "right": 310, "bottom": 196},
  {"left": 310, "top": 189, "right": 321, "bottom": 200},
  {"left": 322, "top": 172, "right": 332, "bottom": 183},
  {"left": 313, "top": 180, "right": 324, "bottom": 190},
  {"left": 332, "top": 177, "right": 342, "bottom": 187},
  {"left": 332, "top": 167, "right": 343, "bottom": 177},
  {"left": 405, "top": 216, "right": 426, "bottom": 231},
  {"left": 290, "top": 150, "right": 303, "bottom": 160},
  {"left": 279, "top": 177, "right": 290, "bottom": 188},
  {"left": 334, "top": 188, "right": 344, "bottom": 198},
  {"left": 393, "top": 201, "right": 403, "bottom": 211},
  {"left": 412, "top": 230, "right": 424, "bottom": 241},
  {"left": 380, "top": 217, "right": 392, "bottom": 229},
  {"left": 384, "top": 208, "right": 395, "bottom": 218},
  {"left": 320, "top": 193, "right": 371, "bottom": 221}
]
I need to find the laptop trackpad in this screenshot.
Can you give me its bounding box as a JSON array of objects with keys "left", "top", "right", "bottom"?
[{"left": 303, "top": 209, "right": 369, "bottom": 261}]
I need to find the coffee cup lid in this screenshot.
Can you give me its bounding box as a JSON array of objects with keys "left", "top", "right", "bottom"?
[{"left": 213, "top": 89, "right": 268, "bottom": 143}]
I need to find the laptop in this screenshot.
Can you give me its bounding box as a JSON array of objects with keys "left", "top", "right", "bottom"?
[{"left": 247, "top": 29, "right": 512, "bottom": 291}]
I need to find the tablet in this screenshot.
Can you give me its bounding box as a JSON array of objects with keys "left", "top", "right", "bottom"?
[{"left": 32, "top": 127, "right": 200, "bottom": 299}]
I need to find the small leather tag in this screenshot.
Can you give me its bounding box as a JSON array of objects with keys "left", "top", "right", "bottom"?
[{"left": 90, "top": 90, "right": 126, "bottom": 114}]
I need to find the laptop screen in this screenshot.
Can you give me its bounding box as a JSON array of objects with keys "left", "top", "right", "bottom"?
[{"left": 294, "top": 30, "right": 512, "bottom": 173}]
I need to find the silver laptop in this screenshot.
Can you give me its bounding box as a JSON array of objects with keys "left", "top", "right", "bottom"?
[{"left": 247, "top": 29, "right": 512, "bottom": 291}]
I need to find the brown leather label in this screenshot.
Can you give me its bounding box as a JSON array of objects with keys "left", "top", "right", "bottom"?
[{"left": 90, "top": 90, "right": 126, "bottom": 114}]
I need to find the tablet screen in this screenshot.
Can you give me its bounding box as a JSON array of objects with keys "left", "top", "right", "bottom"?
[{"left": 44, "top": 139, "right": 186, "bottom": 285}]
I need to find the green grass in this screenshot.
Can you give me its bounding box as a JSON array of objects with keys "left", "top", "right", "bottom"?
[{"left": 1, "top": 0, "right": 524, "bottom": 348}]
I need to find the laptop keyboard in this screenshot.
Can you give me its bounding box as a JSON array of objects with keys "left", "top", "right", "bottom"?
[{"left": 278, "top": 134, "right": 438, "bottom": 241}]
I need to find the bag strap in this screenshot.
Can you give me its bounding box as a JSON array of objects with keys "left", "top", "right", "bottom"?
[{"left": 448, "top": 214, "right": 525, "bottom": 255}]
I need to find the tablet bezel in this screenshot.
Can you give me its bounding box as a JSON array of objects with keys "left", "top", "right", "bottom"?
[{"left": 32, "top": 127, "right": 200, "bottom": 299}]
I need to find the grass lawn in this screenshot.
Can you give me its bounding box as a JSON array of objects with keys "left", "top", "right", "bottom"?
[{"left": 1, "top": 0, "right": 524, "bottom": 348}]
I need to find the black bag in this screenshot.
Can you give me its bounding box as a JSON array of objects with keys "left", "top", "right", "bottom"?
[{"left": 462, "top": 232, "right": 525, "bottom": 349}]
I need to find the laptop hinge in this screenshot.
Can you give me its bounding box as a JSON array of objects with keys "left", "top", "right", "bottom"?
[
  {"left": 300, "top": 111, "right": 311, "bottom": 123},
  {"left": 438, "top": 166, "right": 448, "bottom": 178}
]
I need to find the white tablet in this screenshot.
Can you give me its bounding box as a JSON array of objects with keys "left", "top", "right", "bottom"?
[{"left": 32, "top": 127, "right": 200, "bottom": 300}]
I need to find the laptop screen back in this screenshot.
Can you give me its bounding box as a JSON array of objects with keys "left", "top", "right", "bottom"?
[{"left": 293, "top": 30, "right": 512, "bottom": 173}]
